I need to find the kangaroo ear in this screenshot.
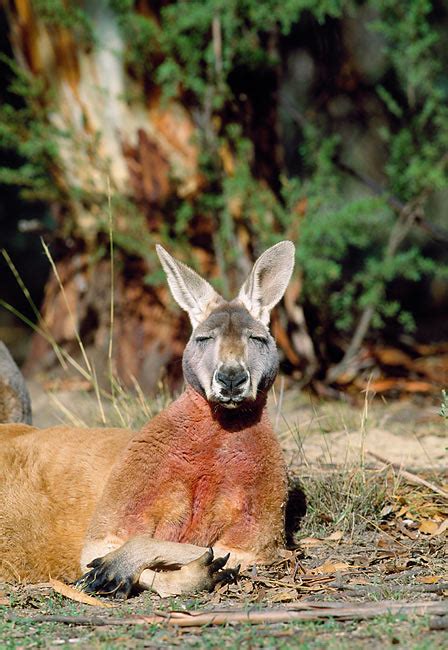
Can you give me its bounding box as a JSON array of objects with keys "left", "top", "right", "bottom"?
[
  {"left": 156, "top": 245, "right": 222, "bottom": 328},
  {"left": 237, "top": 241, "right": 295, "bottom": 326}
]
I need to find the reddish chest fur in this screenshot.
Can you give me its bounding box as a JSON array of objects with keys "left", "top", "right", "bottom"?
[{"left": 117, "top": 387, "right": 285, "bottom": 548}]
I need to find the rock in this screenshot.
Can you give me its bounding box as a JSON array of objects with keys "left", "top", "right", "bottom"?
[{"left": 0, "top": 341, "right": 32, "bottom": 424}]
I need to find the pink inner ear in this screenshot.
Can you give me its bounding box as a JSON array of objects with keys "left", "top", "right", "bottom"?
[
  {"left": 238, "top": 243, "right": 295, "bottom": 321},
  {"left": 157, "top": 245, "right": 225, "bottom": 324}
]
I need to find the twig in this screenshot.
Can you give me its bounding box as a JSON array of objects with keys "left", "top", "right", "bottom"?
[
  {"left": 212, "top": 15, "right": 222, "bottom": 78},
  {"left": 366, "top": 450, "right": 448, "bottom": 499},
  {"left": 5, "top": 600, "right": 448, "bottom": 628},
  {"left": 337, "top": 158, "right": 448, "bottom": 244},
  {"left": 5, "top": 614, "right": 117, "bottom": 626}
]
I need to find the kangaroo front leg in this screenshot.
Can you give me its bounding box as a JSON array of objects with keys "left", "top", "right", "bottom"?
[{"left": 77, "top": 535, "right": 239, "bottom": 598}]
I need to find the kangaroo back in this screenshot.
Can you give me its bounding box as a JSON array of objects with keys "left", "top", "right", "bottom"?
[{"left": 0, "top": 342, "right": 32, "bottom": 424}]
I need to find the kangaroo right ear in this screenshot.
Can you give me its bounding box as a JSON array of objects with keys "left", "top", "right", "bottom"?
[{"left": 156, "top": 245, "right": 222, "bottom": 328}]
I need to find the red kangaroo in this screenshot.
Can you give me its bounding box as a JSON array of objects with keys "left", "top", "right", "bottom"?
[{"left": 0, "top": 241, "right": 295, "bottom": 597}]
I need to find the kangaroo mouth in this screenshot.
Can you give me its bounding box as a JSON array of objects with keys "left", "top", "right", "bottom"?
[
  {"left": 217, "top": 396, "right": 243, "bottom": 408},
  {"left": 210, "top": 391, "right": 254, "bottom": 408}
]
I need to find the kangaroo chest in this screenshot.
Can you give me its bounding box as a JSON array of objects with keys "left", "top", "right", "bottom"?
[{"left": 123, "top": 414, "right": 275, "bottom": 546}]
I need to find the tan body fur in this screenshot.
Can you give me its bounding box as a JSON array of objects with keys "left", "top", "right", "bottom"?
[
  {"left": 0, "top": 423, "right": 132, "bottom": 581},
  {"left": 0, "top": 242, "right": 295, "bottom": 597}
]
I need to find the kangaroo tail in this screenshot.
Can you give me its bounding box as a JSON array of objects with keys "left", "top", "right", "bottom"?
[{"left": 0, "top": 341, "right": 32, "bottom": 424}]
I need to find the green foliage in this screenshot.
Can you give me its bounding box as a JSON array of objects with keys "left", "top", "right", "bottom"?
[
  {"left": 0, "top": 55, "right": 64, "bottom": 201},
  {"left": 373, "top": 0, "right": 448, "bottom": 200},
  {"left": 1, "top": 0, "right": 447, "bottom": 348},
  {"left": 110, "top": 0, "right": 160, "bottom": 78}
]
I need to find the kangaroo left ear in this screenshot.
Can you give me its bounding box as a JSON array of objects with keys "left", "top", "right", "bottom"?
[{"left": 237, "top": 241, "right": 295, "bottom": 326}]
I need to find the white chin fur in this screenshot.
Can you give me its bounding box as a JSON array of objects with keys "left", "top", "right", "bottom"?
[{"left": 206, "top": 387, "right": 253, "bottom": 408}]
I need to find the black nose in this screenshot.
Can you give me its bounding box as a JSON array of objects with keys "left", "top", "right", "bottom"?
[{"left": 215, "top": 367, "right": 249, "bottom": 391}]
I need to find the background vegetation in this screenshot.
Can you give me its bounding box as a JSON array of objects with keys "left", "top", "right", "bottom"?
[{"left": 1, "top": 0, "right": 447, "bottom": 390}]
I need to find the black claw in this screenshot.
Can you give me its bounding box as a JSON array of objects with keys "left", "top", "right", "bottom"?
[
  {"left": 209, "top": 553, "right": 230, "bottom": 572},
  {"left": 75, "top": 561, "right": 136, "bottom": 600},
  {"left": 111, "top": 577, "right": 134, "bottom": 599},
  {"left": 211, "top": 567, "right": 240, "bottom": 590}
]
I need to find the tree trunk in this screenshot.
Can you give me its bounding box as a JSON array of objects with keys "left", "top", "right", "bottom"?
[{"left": 6, "top": 0, "right": 205, "bottom": 392}]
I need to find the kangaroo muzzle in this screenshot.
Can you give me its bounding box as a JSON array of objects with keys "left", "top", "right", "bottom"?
[{"left": 211, "top": 363, "right": 251, "bottom": 407}]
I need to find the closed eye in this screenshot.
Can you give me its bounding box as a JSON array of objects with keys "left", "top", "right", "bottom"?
[
  {"left": 249, "top": 335, "right": 268, "bottom": 345},
  {"left": 195, "top": 336, "right": 214, "bottom": 343}
]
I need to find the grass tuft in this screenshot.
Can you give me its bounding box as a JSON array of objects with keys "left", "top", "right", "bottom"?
[{"left": 293, "top": 466, "right": 391, "bottom": 540}]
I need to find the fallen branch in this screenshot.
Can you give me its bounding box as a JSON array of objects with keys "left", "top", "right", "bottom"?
[
  {"left": 5, "top": 600, "right": 448, "bottom": 628},
  {"left": 429, "top": 615, "right": 448, "bottom": 630},
  {"left": 366, "top": 450, "right": 448, "bottom": 500}
]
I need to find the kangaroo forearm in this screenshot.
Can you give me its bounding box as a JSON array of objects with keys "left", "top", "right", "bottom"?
[
  {"left": 81, "top": 535, "right": 209, "bottom": 575},
  {"left": 81, "top": 534, "right": 256, "bottom": 590}
]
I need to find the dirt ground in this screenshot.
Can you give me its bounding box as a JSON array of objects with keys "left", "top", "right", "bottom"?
[{"left": 1, "top": 382, "right": 447, "bottom": 648}]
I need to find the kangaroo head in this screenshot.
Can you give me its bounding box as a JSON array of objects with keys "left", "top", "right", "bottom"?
[{"left": 156, "top": 241, "right": 295, "bottom": 408}]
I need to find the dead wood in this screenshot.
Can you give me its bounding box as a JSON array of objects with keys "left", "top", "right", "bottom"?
[
  {"left": 429, "top": 615, "right": 448, "bottom": 630},
  {"left": 5, "top": 600, "right": 448, "bottom": 628},
  {"left": 366, "top": 450, "right": 448, "bottom": 500}
]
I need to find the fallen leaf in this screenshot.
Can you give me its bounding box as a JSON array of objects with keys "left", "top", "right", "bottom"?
[
  {"left": 270, "top": 589, "right": 298, "bottom": 603},
  {"left": 299, "top": 537, "right": 323, "bottom": 548},
  {"left": 325, "top": 531, "right": 344, "bottom": 542},
  {"left": 241, "top": 581, "right": 254, "bottom": 594},
  {"left": 313, "top": 560, "right": 350, "bottom": 575},
  {"left": 397, "top": 521, "right": 418, "bottom": 540},
  {"left": 299, "top": 532, "right": 343, "bottom": 547},
  {"left": 418, "top": 520, "right": 440, "bottom": 535},
  {"left": 432, "top": 519, "right": 448, "bottom": 537},
  {"left": 349, "top": 577, "right": 370, "bottom": 585},
  {"left": 416, "top": 576, "right": 443, "bottom": 584},
  {"left": 374, "top": 348, "right": 413, "bottom": 367},
  {"left": 399, "top": 380, "right": 435, "bottom": 393},
  {"left": 50, "top": 579, "right": 114, "bottom": 608},
  {"left": 380, "top": 505, "right": 395, "bottom": 518},
  {"left": 381, "top": 559, "right": 411, "bottom": 574},
  {"left": 367, "top": 378, "right": 435, "bottom": 394}
]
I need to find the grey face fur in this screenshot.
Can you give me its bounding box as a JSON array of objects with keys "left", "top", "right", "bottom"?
[
  {"left": 182, "top": 302, "right": 279, "bottom": 406},
  {"left": 156, "top": 241, "right": 295, "bottom": 408}
]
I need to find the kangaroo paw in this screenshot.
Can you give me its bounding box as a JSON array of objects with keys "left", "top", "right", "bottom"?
[{"left": 75, "top": 555, "right": 138, "bottom": 599}]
